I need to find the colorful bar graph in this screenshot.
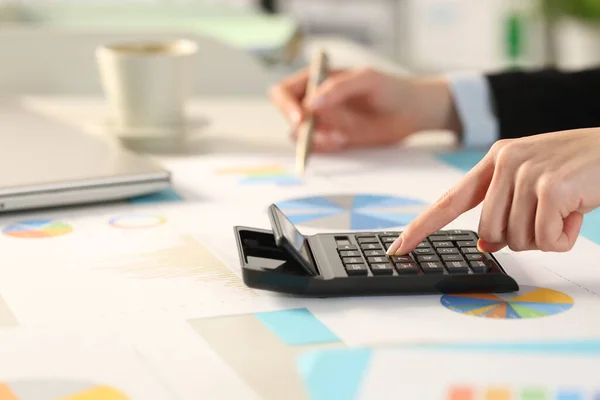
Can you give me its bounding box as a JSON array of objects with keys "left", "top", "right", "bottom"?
[
  {"left": 448, "top": 387, "right": 473, "bottom": 400},
  {"left": 521, "top": 388, "right": 547, "bottom": 400},
  {"left": 447, "top": 387, "right": 600, "bottom": 400},
  {"left": 555, "top": 391, "right": 583, "bottom": 400},
  {"left": 485, "top": 388, "right": 511, "bottom": 400}
]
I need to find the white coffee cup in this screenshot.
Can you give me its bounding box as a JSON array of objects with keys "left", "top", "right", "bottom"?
[{"left": 96, "top": 39, "right": 198, "bottom": 138}]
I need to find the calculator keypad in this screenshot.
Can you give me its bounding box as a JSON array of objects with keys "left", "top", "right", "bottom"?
[{"left": 336, "top": 231, "right": 495, "bottom": 276}]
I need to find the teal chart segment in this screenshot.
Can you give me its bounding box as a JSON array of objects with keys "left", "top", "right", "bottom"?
[{"left": 275, "top": 194, "right": 428, "bottom": 230}]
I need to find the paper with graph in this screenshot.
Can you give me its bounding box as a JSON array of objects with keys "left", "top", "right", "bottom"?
[
  {"left": 2, "top": 147, "right": 600, "bottom": 399},
  {"left": 0, "top": 202, "right": 308, "bottom": 325},
  {"left": 0, "top": 326, "right": 174, "bottom": 399},
  {"left": 308, "top": 348, "right": 600, "bottom": 400}
]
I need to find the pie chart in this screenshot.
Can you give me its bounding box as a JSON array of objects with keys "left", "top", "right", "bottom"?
[
  {"left": 0, "top": 380, "right": 129, "bottom": 399},
  {"left": 2, "top": 220, "right": 72, "bottom": 239},
  {"left": 441, "top": 286, "right": 574, "bottom": 319},
  {"left": 275, "top": 194, "right": 428, "bottom": 230},
  {"left": 108, "top": 214, "right": 166, "bottom": 229}
]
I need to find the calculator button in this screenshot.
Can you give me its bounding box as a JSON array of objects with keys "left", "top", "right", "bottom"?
[
  {"left": 428, "top": 235, "right": 449, "bottom": 241},
  {"left": 358, "top": 237, "right": 379, "bottom": 244},
  {"left": 395, "top": 262, "right": 420, "bottom": 274},
  {"left": 437, "top": 248, "right": 459, "bottom": 254},
  {"left": 381, "top": 237, "right": 396, "bottom": 244},
  {"left": 444, "top": 230, "right": 471, "bottom": 235},
  {"left": 445, "top": 261, "right": 469, "bottom": 273},
  {"left": 342, "top": 257, "right": 363, "bottom": 265},
  {"left": 361, "top": 243, "right": 383, "bottom": 251},
  {"left": 433, "top": 241, "right": 453, "bottom": 248},
  {"left": 466, "top": 253, "right": 485, "bottom": 261},
  {"left": 457, "top": 241, "right": 477, "bottom": 248},
  {"left": 345, "top": 264, "right": 368, "bottom": 276},
  {"left": 339, "top": 250, "right": 361, "bottom": 257},
  {"left": 413, "top": 248, "right": 435, "bottom": 255},
  {"left": 441, "top": 254, "right": 464, "bottom": 262},
  {"left": 445, "top": 235, "right": 475, "bottom": 241},
  {"left": 337, "top": 244, "right": 357, "bottom": 251},
  {"left": 417, "top": 255, "right": 440, "bottom": 263},
  {"left": 364, "top": 250, "right": 386, "bottom": 257},
  {"left": 379, "top": 231, "right": 400, "bottom": 237},
  {"left": 370, "top": 263, "right": 394, "bottom": 275},
  {"left": 421, "top": 262, "right": 445, "bottom": 274},
  {"left": 367, "top": 256, "right": 388, "bottom": 264},
  {"left": 417, "top": 242, "right": 431, "bottom": 248},
  {"left": 469, "top": 261, "right": 490, "bottom": 273},
  {"left": 461, "top": 247, "right": 481, "bottom": 254},
  {"left": 391, "top": 255, "right": 413, "bottom": 263}
]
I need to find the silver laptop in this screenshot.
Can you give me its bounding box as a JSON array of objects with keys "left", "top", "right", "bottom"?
[{"left": 0, "top": 101, "right": 171, "bottom": 212}]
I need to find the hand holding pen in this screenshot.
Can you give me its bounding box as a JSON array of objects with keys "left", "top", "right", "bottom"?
[{"left": 268, "top": 64, "right": 460, "bottom": 154}]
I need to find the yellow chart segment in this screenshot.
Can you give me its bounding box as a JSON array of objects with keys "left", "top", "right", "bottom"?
[
  {"left": 464, "top": 304, "right": 497, "bottom": 316},
  {"left": 445, "top": 293, "right": 505, "bottom": 301},
  {"left": 0, "top": 382, "right": 129, "bottom": 400},
  {"left": 0, "top": 383, "right": 17, "bottom": 400},
  {"left": 58, "top": 386, "right": 129, "bottom": 400},
  {"left": 511, "top": 288, "right": 574, "bottom": 304}
]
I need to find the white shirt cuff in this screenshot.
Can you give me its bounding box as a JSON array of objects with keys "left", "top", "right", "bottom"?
[{"left": 446, "top": 72, "right": 499, "bottom": 148}]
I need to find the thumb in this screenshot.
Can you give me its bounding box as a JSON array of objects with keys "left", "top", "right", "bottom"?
[{"left": 305, "top": 68, "right": 381, "bottom": 111}]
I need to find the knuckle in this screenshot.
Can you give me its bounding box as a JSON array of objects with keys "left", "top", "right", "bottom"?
[
  {"left": 537, "top": 174, "right": 566, "bottom": 204},
  {"left": 490, "top": 138, "right": 511, "bottom": 157},
  {"left": 507, "top": 239, "right": 527, "bottom": 252},
  {"left": 515, "top": 161, "right": 541, "bottom": 194},
  {"left": 535, "top": 236, "right": 569, "bottom": 252},
  {"left": 494, "top": 142, "right": 521, "bottom": 169},
  {"left": 535, "top": 234, "right": 553, "bottom": 252},
  {"left": 561, "top": 241, "right": 576, "bottom": 252},
  {"left": 515, "top": 160, "right": 535, "bottom": 181}
]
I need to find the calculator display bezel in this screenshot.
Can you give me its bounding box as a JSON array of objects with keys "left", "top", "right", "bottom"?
[{"left": 267, "top": 204, "right": 319, "bottom": 276}]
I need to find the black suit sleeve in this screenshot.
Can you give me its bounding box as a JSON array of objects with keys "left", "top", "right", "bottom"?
[{"left": 485, "top": 67, "right": 600, "bottom": 139}]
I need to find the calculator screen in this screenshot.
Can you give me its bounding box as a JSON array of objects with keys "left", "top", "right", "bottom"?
[{"left": 270, "top": 205, "right": 317, "bottom": 274}]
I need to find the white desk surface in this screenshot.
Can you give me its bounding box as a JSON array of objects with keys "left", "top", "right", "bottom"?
[{"left": 19, "top": 95, "right": 457, "bottom": 159}]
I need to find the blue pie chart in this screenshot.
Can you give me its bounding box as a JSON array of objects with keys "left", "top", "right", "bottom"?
[{"left": 275, "top": 194, "right": 428, "bottom": 230}]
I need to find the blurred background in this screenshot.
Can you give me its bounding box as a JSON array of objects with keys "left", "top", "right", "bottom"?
[{"left": 2, "top": 0, "right": 600, "bottom": 95}]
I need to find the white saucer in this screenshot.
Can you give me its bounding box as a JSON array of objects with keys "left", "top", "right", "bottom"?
[{"left": 103, "top": 116, "right": 210, "bottom": 153}]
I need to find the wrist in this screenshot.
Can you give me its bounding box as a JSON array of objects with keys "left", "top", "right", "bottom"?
[{"left": 412, "top": 77, "right": 462, "bottom": 137}]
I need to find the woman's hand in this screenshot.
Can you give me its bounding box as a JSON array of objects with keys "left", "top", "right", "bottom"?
[
  {"left": 387, "top": 128, "right": 600, "bottom": 255},
  {"left": 269, "top": 67, "right": 461, "bottom": 152}
]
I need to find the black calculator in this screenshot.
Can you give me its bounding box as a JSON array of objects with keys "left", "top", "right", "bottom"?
[{"left": 234, "top": 204, "right": 519, "bottom": 297}]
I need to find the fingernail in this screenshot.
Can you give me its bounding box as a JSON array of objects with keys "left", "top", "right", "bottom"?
[
  {"left": 386, "top": 235, "right": 403, "bottom": 255},
  {"left": 477, "top": 240, "right": 484, "bottom": 252},
  {"left": 309, "top": 96, "right": 325, "bottom": 110}
]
